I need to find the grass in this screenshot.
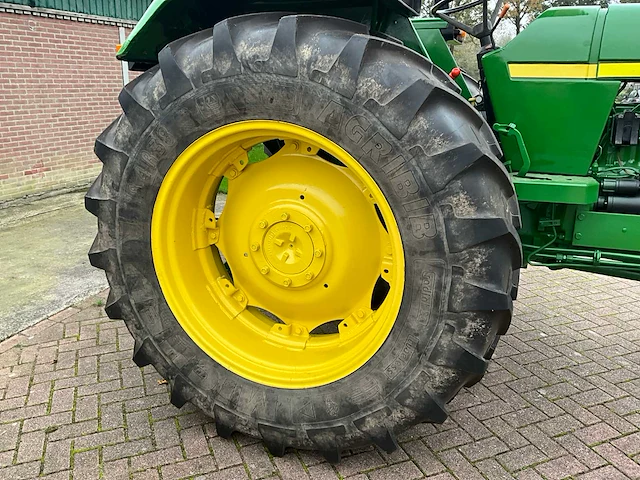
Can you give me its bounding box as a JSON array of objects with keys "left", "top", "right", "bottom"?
[{"left": 218, "top": 144, "right": 268, "bottom": 194}]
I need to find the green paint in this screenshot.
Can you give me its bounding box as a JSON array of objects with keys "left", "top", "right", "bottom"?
[
  {"left": 573, "top": 211, "right": 640, "bottom": 251},
  {"left": 512, "top": 174, "right": 600, "bottom": 204},
  {"left": 113, "top": 0, "right": 640, "bottom": 282},
  {"left": 600, "top": 4, "right": 640, "bottom": 61},
  {"left": 412, "top": 18, "right": 472, "bottom": 98}
]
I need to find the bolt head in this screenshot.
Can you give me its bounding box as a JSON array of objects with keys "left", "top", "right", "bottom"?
[
  {"left": 305, "top": 272, "right": 314, "bottom": 280},
  {"left": 281, "top": 213, "right": 289, "bottom": 221},
  {"left": 237, "top": 294, "right": 245, "bottom": 302},
  {"left": 357, "top": 309, "right": 365, "bottom": 318},
  {"left": 314, "top": 249, "right": 323, "bottom": 258},
  {"left": 578, "top": 213, "right": 586, "bottom": 221},
  {"left": 250, "top": 244, "right": 259, "bottom": 252},
  {"left": 260, "top": 266, "right": 270, "bottom": 274},
  {"left": 283, "top": 278, "right": 291, "bottom": 287},
  {"left": 575, "top": 233, "right": 582, "bottom": 240},
  {"left": 259, "top": 220, "right": 268, "bottom": 229},
  {"left": 228, "top": 169, "right": 238, "bottom": 179},
  {"left": 304, "top": 224, "right": 313, "bottom": 233}
]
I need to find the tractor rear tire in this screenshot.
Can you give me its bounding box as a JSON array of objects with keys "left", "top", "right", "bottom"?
[{"left": 86, "top": 13, "right": 521, "bottom": 462}]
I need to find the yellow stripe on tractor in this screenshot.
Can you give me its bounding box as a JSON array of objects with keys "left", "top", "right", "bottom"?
[{"left": 508, "top": 62, "right": 640, "bottom": 79}]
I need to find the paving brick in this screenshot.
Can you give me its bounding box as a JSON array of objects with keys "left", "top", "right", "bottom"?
[
  {"left": 102, "top": 458, "right": 129, "bottom": 480},
  {"left": 575, "top": 422, "right": 622, "bottom": 446},
  {"left": 305, "top": 463, "right": 339, "bottom": 480},
  {"left": 153, "top": 418, "right": 180, "bottom": 448},
  {"left": 336, "top": 450, "right": 385, "bottom": 477},
  {"left": 126, "top": 410, "right": 151, "bottom": 440},
  {"left": 50, "top": 387, "right": 74, "bottom": 413},
  {"left": 438, "top": 449, "right": 484, "bottom": 480},
  {"left": 22, "top": 411, "right": 72, "bottom": 433},
  {"left": 423, "top": 427, "right": 472, "bottom": 451},
  {"left": 27, "top": 380, "right": 52, "bottom": 406},
  {"left": 577, "top": 465, "right": 628, "bottom": 480},
  {"left": 0, "top": 461, "right": 41, "bottom": 480},
  {"left": 368, "top": 460, "right": 422, "bottom": 480},
  {"left": 0, "top": 422, "right": 20, "bottom": 452},
  {"left": 210, "top": 436, "right": 243, "bottom": 469},
  {"left": 535, "top": 455, "right": 588, "bottom": 480},
  {"left": 475, "top": 458, "right": 513, "bottom": 480},
  {"left": 197, "top": 465, "right": 251, "bottom": 479},
  {"left": 497, "top": 445, "right": 548, "bottom": 472},
  {"left": 74, "top": 393, "right": 98, "bottom": 422},
  {"left": 130, "top": 446, "right": 184, "bottom": 471},
  {"left": 272, "top": 452, "right": 309, "bottom": 480},
  {"left": 460, "top": 436, "right": 509, "bottom": 462},
  {"left": 103, "top": 438, "right": 154, "bottom": 461},
  {"left": 42, "top": 439, "right": 71, "bottom": 474},
  {"left": 593, "top": 443, "right": 640, "bottom": 478},
  {"left": 182, "top": 425, "right": 210, "bottom": 459},
  {"left": 16, "top": 430, "right": 45, "bottom": 463},
  {"left": 74, "top": 428, "right": 125, "bottom": 450},
  {"left": 100, "top": 402, "right": 125, "bottom": 430},
  {"left": 403, "top": 440, "right": 446, "bottom": 476},
  {"left": 161, "top": 455, "right": 218, "bottom": 479},
  {"left": 240, "top": 443, "right": 276, "bottom": 479},
  {"left": 611, "top": 431, "right": 640, "bottom": 456},
  {"left": 73, "top": 448, "right": 100, "bottom": 480}
]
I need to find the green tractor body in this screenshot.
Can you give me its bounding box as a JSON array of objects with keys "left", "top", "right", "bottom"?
[
  {"left": 119, "top": 0, "right": 640, "bottom": 281},
  {"left": 85, "top": 0, "right": 640, "bottom": 459}
]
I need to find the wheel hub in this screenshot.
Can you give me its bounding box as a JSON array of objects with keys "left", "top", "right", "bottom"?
[{"left": 249, "top": 208, "right": 326, "bottom": 288}]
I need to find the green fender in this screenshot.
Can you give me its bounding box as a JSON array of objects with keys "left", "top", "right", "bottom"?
[{"left": 118, "top": 0, "right": 425, "bottom": 67}]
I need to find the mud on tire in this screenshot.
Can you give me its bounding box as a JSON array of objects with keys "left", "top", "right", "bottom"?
[{"left": 86, "top": 13, "right": 521, "bottom": 462}]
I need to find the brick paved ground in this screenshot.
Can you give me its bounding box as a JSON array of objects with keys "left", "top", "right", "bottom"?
[{"left": 1, "top": 267, "right": 640, "bottom": 479}]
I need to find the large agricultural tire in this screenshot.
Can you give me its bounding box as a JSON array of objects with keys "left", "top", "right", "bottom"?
[{"left": 86, "top": 13, "right": 521, "bottom": 462}]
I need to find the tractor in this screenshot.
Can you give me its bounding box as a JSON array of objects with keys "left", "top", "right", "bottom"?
[{"left": 85, "top": 0, "right": 640, "bottom": 461}]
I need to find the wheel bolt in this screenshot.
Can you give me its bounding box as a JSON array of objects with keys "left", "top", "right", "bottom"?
[
  {"left": 357, "top": 309, "right": 365, "bottom": 318},
  {"left": 305, "top": 272, "right": 314, "bottom": 280},
  {"left": 260, "top": 266, "right": 270, "bottom": 274},
  {"left": 281, "top": 213, "right": 289, "bottom": 221},
  {"left": 250, "top": 244, "right": 259, "bottom": 252},
  {"left": 283, "top": 278, "right": 291, "bottom": 287},
  {"left": 259, "top": 220, "right": 268, "bottom": 229},
  {"left": 228, "top": 169, "right": 238, "bottom": 179},
  {"left": 314, "top": 249, "right": 323, "bottom": 258},
  {"left": 304, "top": 224, "right": 312, "bottom": 232}
]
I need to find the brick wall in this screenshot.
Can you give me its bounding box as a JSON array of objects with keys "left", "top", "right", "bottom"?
[{"left": 0, "top": 9, "right": 136, "bottom": 202}]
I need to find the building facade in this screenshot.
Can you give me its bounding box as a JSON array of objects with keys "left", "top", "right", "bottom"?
[{"left": 0, "top": 1, "right": 150, "bottom": 202}]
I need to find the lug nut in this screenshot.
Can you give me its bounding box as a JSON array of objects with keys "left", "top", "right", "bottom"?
[
  {"left": 260, "top": 266, "right": 270, "bottom": 275},
  {"left": 283, "top": 278, "right": 291, "bottom": 287},
  {"left": 228, "top": 169, "right": 238, "bottom": 179},
  {"left": 304, "top": 224, "right": 313, "bottom": 232},
  {"left": 305, "top": 272, "right": 314, "bottom": 280},
  {"left": 357, "top": 309, "right": 365, "bottom": 318},
  {"left": 281, "top": 213, "right": 289, "bottom": 221},
  {"left": 314, "top": 249, "right": 323, "bottom": 258},
  {"left": 250, "top": 244, "right": 259, "bottom": 252},
  {"left": 259, "top": 220, "right": 268, "bottom": 229}
]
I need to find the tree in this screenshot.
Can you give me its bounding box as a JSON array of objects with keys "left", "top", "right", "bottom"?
[{"left": 504, "top": 0, "right": 545, "bottom": 33}]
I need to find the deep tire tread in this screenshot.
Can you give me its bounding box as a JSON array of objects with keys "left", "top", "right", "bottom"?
[{"left": 86, "top": 12, "right": 522, "bottom": 459}]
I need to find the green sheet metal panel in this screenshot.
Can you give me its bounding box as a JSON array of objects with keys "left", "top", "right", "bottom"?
[
  {"left": 482, "top": 6, "right": 619, "bottom": 176},
  {"left": 3, "top": 0, "right": 152, "bottom": 20},
  {"left": 573, "top": 211, "right": 640, "bottom": 252},
  {"left": 512, "top": 174, "right": 600, "bottom": 204},
  {"left": 600, "top": 4, "right": 640, "bottom": 61}
]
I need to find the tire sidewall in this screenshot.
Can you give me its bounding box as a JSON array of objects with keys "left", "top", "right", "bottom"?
[{"left": 116, "top": 73, "right": 450, "bottom": 440}]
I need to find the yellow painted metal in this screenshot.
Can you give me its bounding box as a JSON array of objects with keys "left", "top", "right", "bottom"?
[
  {"left": 597, "top": 62, "right": 640, "bottom": 78},
  {"left": 508, "top": 62, "right": 640, "bottom": 79},
  {"left": 151, "top": 120, "right": 405, "bottom": 389},
  {"left": 508, "top": 63, "right": 597, "bottom": 79}
]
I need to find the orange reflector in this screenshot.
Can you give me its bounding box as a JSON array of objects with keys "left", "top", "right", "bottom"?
[{"left": 116, "top": 44, "right": 122, "bottom": 53}]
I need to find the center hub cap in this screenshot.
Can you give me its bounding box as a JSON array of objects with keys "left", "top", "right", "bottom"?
[{"left": 249, "top": 208, "right": 326, "bottom": 288}]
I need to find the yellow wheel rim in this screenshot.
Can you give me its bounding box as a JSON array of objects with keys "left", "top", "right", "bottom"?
[{"left": 152, "top": 120, "right": 404, "bottom": 388}]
